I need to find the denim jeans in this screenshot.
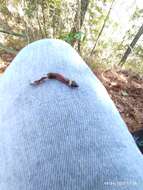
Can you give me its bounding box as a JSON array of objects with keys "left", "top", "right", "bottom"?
[{"left": 0, "top": 39, "right": 143, "bottom": 190}]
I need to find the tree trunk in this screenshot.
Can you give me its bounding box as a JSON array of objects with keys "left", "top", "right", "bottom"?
[
  {"left": 70, "top": 0, "right": 89, "bottom": 51},
  {"left": 71, "top": 0, "right": 89, "bottom": 33},
  {"left": 90, "top": 0, "right": 115, "bottom": 56},
  {"left": 80, "top": 0, "right": 89, "bottom": 27},
  {"left": 119, "top": 23, "right": 143, "bottom": 66}
]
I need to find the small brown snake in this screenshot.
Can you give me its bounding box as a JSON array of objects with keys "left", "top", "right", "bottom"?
[{"left": 30, "top": 73, "right": 79, "bottom": 88}]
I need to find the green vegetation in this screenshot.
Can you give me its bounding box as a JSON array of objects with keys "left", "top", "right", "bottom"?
[{"left": 0, "top": 0, "right": 143, "bottom": 74}]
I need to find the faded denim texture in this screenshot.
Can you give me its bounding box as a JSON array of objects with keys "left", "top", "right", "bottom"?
[{"left": 0, "top": 39, "right": 143, "bottom": 190}]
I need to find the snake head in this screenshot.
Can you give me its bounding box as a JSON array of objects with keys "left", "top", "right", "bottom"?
[{"left": 69, "top": 80, "right": 79, "bottom": 88}]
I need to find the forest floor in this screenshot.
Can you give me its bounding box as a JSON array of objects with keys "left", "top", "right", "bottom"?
[
  {"left": 94, "top": 68, "right": 143, "bottom": 132},
  {"left": 0, "top": 53, "right": 143, "bottom": 132}
]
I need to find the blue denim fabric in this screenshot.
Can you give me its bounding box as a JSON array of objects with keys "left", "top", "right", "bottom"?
[{"left": 0, "top": 39, "right": 143, "bottom": 190}]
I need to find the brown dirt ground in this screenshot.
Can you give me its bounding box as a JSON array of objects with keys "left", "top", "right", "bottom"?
[
  {"left": 0, "top": 53, "right": 143, "bottom": 132},
  {"left": 94, "top": 68, "right": 143, "bottom": 132}
]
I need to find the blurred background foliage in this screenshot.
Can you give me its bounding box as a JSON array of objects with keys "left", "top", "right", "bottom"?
[{"left": 0, "top": 0, "right": 143, "bottom": 74}]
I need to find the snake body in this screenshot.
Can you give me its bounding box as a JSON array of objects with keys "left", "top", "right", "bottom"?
[{"left": 31, "top": 73, "right": 78, "bottom": 88}]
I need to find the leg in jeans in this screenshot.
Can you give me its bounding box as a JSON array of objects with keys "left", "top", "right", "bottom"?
[{"left": 0, "top": 39, "right": 143, "bottom": 190}]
